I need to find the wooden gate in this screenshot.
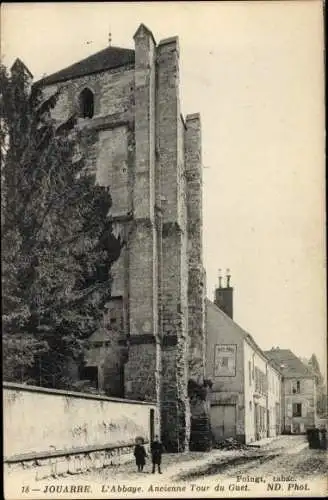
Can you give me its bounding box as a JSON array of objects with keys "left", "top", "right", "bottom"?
[{"left": 211, "top": 404, "right": 236, "bottom": 442}]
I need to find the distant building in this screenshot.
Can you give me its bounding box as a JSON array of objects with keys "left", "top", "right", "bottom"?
[
  {"left": 264, "top": 348, "right": 317, "bottom": 434},
  {"left": 206, "top": 274, "right": 282, "bottom": 444}
]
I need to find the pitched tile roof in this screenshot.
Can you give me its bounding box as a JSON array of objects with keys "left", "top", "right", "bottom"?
[
  {"left": 37, "top": 46, "right": 135, "bottom": 85},
  {"left": 264, "top": 348, "right": 314, "bottom": 378}
]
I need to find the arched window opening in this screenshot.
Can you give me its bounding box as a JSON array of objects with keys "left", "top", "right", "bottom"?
[{"left": 79, "top": 88, "right": 94, "bottom": 118}]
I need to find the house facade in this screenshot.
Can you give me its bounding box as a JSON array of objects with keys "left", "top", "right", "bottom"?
[
  {"left": 244, "top": 340, "right": 282, "bottom": 442},
  {"left": 206, "top": 277, "right": 282, "bottom": 444},
  {"left": 265, "top": 348, "right": 317, "bottom": 433}
]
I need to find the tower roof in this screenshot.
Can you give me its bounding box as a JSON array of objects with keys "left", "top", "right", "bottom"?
[
  {"left": 133, "top": 23, "right": 156, "bottom": 45},
  {"left": 11, "top": 58, "right": 33, "bottom": 78},
  {"left": 37, "top": 45, "right": 135, "bottom": 86}
]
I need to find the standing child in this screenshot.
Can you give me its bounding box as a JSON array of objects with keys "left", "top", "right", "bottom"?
[
  {"left": 134, "top": 437, "right": 147, "bottom": 472},
  {"left": 151, "top": 435, "right": 163, "bottom": 474}
]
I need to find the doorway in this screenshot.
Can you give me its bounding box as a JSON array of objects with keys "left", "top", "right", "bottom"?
[
  {"left": 211, "top": 404, "right": 236, "bottom": 442},
  {"left": 254, "top": 403, "right": 260, "bottom": 440},
  {"left": 149, "top": 409, "right": 155, "bottom": 443}
]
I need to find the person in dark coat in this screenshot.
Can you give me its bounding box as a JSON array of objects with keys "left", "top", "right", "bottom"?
[
  {"left": 134, "top": 438, "right": 147, "bottom": 472},
  {"left": 151, "top": 435, "right": 163, "bottom": 474}
]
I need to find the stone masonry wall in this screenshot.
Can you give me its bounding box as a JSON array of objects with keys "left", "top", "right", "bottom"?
[
  {"left": 42, "top": 65, "right": 136, "bottom": 343},
  {"left": 95, "top": 126, "right": 130, "bottom": 217},
  {"left": 124, "top": 26, "right": 161, "bottom": 411},
  {"left": 42, "top": 66, "right": 135, "bottom": 122},
  {"left": 156, "top": 36, "right": 190, "bottom": 451},
  {"left": 184, "top": 114, "right": 208, "bottom": 450},
  {"left": 185, "top": 113, "right": 206, "bottom": 382}
]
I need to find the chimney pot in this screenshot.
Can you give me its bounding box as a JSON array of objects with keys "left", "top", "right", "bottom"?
[
  {"left": 226, "top": 268, "right": 231, "bottom": 288},
  {"left": 218, "top": 268, "right": 222, "bottom": 288},
  {"left": 214, "top": 268, "right": 234, "bottom": 319}
]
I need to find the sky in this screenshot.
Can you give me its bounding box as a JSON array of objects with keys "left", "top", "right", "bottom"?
[{"left": 1, "top": 1, "right": 326, "bottom": 376}]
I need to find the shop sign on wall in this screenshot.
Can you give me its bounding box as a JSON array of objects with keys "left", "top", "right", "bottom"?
[{"left": 214, "top": 344, "right": 237, "bottom": 377}]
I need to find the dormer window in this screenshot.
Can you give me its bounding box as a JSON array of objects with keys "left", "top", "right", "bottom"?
[{"left": 79, "top": 88, "right": 94, "bottom": 118}]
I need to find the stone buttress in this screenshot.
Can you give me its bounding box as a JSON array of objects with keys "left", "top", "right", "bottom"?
[
  {"left": 185, "top": 114, "right": 210, "bottom": 450},
  {"left": 156, "top": 36, "right": 190, "bottom": 451},
  {"left": 185, "top": 113, "right": 206, "bottom": 382},
  {"left": 124, "top": 27, "right": 161, "bottom": 431}
]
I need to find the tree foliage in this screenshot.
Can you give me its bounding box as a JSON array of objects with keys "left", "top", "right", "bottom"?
[{"left": 1, "top": 60, "right": 123, "bottom": 387}]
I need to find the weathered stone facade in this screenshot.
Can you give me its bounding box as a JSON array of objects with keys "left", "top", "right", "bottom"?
[{"left": 39, "top": 24, "right": 206, "bottom": 451}]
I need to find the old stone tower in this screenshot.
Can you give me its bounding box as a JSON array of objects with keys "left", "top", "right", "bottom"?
[{"left": 39, "top": 24, "right": 206, "bottom": 451}]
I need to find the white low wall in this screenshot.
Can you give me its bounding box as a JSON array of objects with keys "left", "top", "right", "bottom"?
[{"left": 3, "top": 382, "right": 157, "bottom": 460}]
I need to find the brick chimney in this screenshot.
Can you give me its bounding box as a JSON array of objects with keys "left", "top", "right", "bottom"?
[{"left": 214, "top": 268, "right": 233, "bottom": 319}]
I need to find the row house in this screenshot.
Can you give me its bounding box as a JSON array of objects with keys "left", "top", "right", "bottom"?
[
  {"left": 205, "top": 274, "right": 282, "bottom": 444},
  {"left": 265, "top": 348, "right": 317, "bottom": 434},
  {"left": 244, "top": 340, "right": 281, "bottom": 441}
]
